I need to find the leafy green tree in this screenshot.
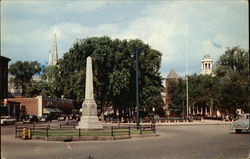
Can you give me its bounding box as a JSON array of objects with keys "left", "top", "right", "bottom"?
[
  {"left": 188, "top": 74, "right": 220, "bottom": 115},
  {"left": 215, "top": 47, "right": 249, "bottom": 114},
  {"left": 109, "top": 39, "right": 163, "bottom": 119},
  {"left": 167, "top": 47, "right": 248, "bottom": 116},
  {"left": 9, "top": 61, "right": 41, "bottom": 97},
  {"left": 169, "top": 74, "right": 220, "bottom": 116},
  {"left": 54, "top": 37, "right": 114, "bottom": 121},
  {"left": 168, "top": 79, "right": 185, "bottom": 115},
  {"left": 215, "top": 47, "right": 248, "bottom": 77},
  {"left": 108, "top": 39, "right": 134, "bottom": 119},
  {"left": 39, "top": 65, "right": 59, "bottom": 97},
  {"left": 54, "top": 36, "right": 163, "bottom": 121}
]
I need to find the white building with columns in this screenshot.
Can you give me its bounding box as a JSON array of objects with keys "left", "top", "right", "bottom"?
[{"left": 188, "top": 55, "right": 215, "bottom": 116}]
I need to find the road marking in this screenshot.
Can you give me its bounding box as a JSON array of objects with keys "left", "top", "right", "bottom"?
[{"left": 67, "top": 143, "right": 72, "bottom": 150}]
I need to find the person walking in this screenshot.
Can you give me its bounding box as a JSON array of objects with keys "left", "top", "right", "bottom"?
[{"left": 66, "top": 115, "right": 69, "bottom": 125}]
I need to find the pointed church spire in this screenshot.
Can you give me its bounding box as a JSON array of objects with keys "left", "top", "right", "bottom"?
[
  {"left": 49, "top": 50, "right": 52, "bottom": 65},
  {"left": 49, "top": 31, "right": 58, "bottom": 66}
]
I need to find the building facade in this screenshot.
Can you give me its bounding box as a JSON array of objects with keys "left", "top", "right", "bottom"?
[
  {"left": 163, "top": 69, "right": 179, "bottom": 115},
  {"left": 0, "top": 56, "right": 10, "bottom": 99},
  {"left": 6, "top": 96, "right": 74, "bottom": 118}
]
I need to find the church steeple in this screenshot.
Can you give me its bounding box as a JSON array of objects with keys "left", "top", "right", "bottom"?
[{"left": 49, "top": 32, "right": 58, "bottom": 66}]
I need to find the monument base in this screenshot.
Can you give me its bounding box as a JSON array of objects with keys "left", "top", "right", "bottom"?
[{"left": 76, "top": 116, "right": 103, "bottom": 129}]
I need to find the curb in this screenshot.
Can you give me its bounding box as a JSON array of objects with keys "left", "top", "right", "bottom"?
[
  {"left": 155, "top": 122, "right": 231, "bottom": 126},
  {"left": 17, "top": 133, "right": 158, "bottom": 142}
]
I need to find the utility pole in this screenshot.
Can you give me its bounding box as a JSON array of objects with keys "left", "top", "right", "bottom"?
[
  {"left": 183, "top": 100, "right": 185, "bottom": 118},
  {"left": 135, "top": 49, "right": 140, "bottom": 129},
  {"left": 211, "top": 98, "right": 213, "bottom": 117},
  {"left": 185, "top": 25, "right": 189, "bottom": 117}
]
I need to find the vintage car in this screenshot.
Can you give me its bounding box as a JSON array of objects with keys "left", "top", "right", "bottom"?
[
  {"left": 22, "top": 115, "right": 39, "bottom": 123},
  {"left": 1, "top": 116, "right": 16, "bottom": 125},
  {"left": 57, "top": 115, "right": 66, "bottom": 121},
  {"left": 231, "top": 113, "right": 250, "bottom": 134},
  {"left": 39, "top": 114, "right": 53, "bottom": 122}
]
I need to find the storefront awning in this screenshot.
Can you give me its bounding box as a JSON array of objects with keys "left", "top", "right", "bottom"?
[
  {"left": 53, "top": 108, "right": 61, "bottom": 113},
  {"left": 43, "top": 108, "right": 61, "bottom": 113}
]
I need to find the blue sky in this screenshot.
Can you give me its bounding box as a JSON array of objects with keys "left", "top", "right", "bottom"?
[{"left": 1, "top": 0, "right": 248, "bottom": 77}]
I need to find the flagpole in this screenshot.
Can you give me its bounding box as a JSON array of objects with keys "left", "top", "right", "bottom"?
[{"left": 185, "top": 25, "right": 189, "bottom": 117}]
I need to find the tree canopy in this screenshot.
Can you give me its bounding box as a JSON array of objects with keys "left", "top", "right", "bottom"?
[
  {"left": 215, "top": 47, "right": 249, "bottom": 114},
  {"left": 9, "top": 61, "right": 41, "bottom": 97},
  {"left": 168, "top": 47, "right": 249, "bottom": 116},
  {"left": 53, "top": 36, "right": 163, "bottom": 120}
]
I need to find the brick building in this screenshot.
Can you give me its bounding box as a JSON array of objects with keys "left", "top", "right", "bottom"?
[
  {"left": 6, "top": 96, "right": 74, "bottom": 119},
  {"left": 163, "top": 69, "right": 179, "bottom": 115},
  {"left": 0, "top": 56, "right": 21, "bottom": 120}
]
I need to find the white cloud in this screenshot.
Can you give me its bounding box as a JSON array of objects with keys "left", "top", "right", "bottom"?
[
  {"left": 131, "top": 1, "right": 249, "bottom": 77},
  {"left": 54, "top": 22, "right": 118, "bottom": 41},
  {"left": 2, "top": 0, "right": 248, "bottom": 77}
]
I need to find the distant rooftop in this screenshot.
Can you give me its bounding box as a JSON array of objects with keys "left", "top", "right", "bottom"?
[{"left": 167, "top": 69, "right": 178, "bottom": 79}]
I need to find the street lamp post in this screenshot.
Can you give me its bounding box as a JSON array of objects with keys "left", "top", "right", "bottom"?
[{"left": 135, "top": 49, "right": 140, "bottom": 129}]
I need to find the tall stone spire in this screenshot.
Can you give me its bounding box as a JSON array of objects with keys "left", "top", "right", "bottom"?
[
  {"left": 85, "top": 57, "right": 94, "bottom": 100},
  {"left": 49, "top": 33, "right": 58, "bottom": 65},
  {"left": 76, "top": 56, "right": 103, "bottom": 129}
]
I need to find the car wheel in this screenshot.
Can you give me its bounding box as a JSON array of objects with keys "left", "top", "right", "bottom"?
[{"left": 235, "top": 129, "right": 242, "bottom": 134}]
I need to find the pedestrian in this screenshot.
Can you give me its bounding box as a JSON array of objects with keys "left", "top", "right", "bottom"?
[{"left": 66, "top": 115, "right": 69, "bottom": 125}]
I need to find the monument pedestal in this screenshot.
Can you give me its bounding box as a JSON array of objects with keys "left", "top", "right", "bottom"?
[
  {"left": 76, "top": 99, "right": 103, "bottom": 129},
  {"left": 76, "top": 116, "right": 103, "bottom": 129}
]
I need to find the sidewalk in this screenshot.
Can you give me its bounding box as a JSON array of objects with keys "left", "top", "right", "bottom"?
[
  {"left": 103, "top": 119, "right": 232, "bottom": 127},
  {"left": 154, "top": 119, "right": 231, "bottom": 126}
]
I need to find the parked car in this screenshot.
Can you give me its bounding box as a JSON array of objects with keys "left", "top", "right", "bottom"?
[
  {"left": 231, "top": 113, "right": 250, "bottom": 134},
  {"left": 39, "top": 115, "right": 53, "bottom": 122},
  {"left": 68, "top": 114, "right": 76, "bottom": 120},
  {"left": 75, "top": 114, "right": 80, "bottom": 121},
  {"left": 1, "top": 116, "right": 16, "bottom": 125},
  {"left": 58, "top": 115, "right": 65, "bottom": 121},
  {"left": 22, "top": 115, "right": 39, "bottom": 123}
]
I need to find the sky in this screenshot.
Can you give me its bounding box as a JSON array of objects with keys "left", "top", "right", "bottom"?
[{"left": 1, "top": 0, "right": 249, "bottom": 77}]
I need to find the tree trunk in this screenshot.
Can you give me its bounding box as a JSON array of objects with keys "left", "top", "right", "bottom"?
[
  {"left": 118, "top": 107, "right": 123, "bottom": 122},
  {"left": 113, "top": 107, "right": 117, "bottom": 118},
  {"left": 100, "top": 102, "right": 105, "bottom": 122}
]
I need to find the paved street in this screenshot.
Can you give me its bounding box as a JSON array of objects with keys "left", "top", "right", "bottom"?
[{"left": 1, "top": 124, "right": 249, "bottom": 159}]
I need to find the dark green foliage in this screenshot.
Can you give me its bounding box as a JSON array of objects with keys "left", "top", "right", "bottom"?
[
  {"left": 54, "top": 36, "right": 163, "bottom": 120},
  {"left": 168, "top": 79, "right": 185, "bottom": 114},
  {"left": 215, "top": 47, "right": 248, "bottom": 77},
  {"left": 9, "top": 61, "right": 41, "bottom": 97},
  {"left": 215, "top": 47, "right": 249, "bottom": 114},
  {"left": 169, "top": 47, "right": 249, "bottom": 115}
]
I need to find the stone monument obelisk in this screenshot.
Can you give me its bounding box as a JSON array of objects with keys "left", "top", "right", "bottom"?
[{"left": 76, "top": 56, "right": 103, "bottom": 129}]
